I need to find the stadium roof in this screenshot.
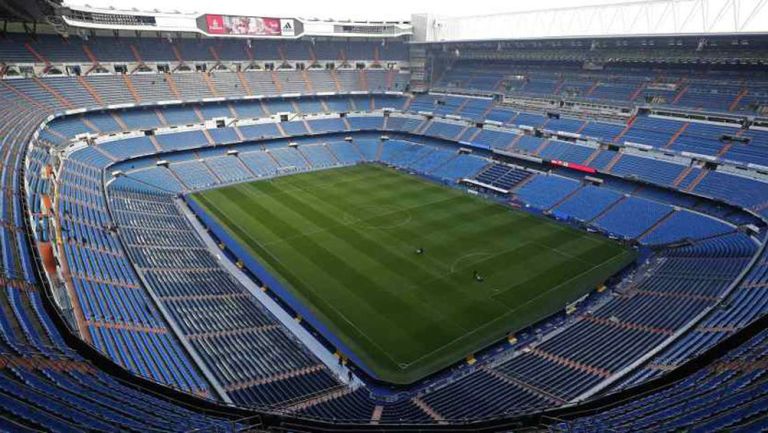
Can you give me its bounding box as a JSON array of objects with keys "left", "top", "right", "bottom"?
[
  {"left": 0, "top": 0, "right": 59, "bottom": 22},
  {"left": 413, "top": 0, "right": 768, "bottom": 42}
]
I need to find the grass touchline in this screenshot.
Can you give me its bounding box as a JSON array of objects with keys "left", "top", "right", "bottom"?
[{"left": 191, "top": 164, "right": 636, "bottom": 384}]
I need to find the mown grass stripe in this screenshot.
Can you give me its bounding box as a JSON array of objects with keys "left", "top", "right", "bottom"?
[{"left": 191, "top": 165, "right": 636, "bottom": 384}]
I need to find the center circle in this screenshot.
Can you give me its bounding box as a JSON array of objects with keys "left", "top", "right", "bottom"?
[
  {"left": 451, "top": 251, "right": 493, "bottom": 273},
  {"left": 344, "top": 205, "right": 412, "bottom": 229}
]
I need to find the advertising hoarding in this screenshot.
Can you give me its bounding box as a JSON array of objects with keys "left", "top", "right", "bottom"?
[{"left": 205, "top": 14, "right": 283, "bottom": 36}]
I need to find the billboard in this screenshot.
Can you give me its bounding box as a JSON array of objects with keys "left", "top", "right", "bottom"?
[
  {"left": 279, "top": 19, "right": 295, "bottom": 36},
  {"left": 205, "top": 14, "right": 283, "bottom": 36},
  {"left": 550, "top": 159, "right": 597, "bottom": 174}
]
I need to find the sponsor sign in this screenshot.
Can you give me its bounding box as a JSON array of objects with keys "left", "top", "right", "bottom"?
[
  {"left": 551, "top": 159, "right": 597, "bottom": 174},
  {"left": 280, "top": 19, "right": 295, "bottom": 36},
  {"left": 206, "top": 14, "right": 282, "bottom": 36}
]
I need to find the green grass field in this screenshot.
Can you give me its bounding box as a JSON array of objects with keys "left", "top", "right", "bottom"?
[{"left": 191, "top": 164, "right": 636, "bottom": 384}]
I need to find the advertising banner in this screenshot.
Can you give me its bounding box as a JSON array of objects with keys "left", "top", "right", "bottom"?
[
  {"left": 205, "top": 14, "right": 283, "bottom": 36},
  {"left": 551, "top": 159, "right": 597, "bottom": 174},
  {"left": 280, "top": 19, "right": 295, "bottom": 36}
]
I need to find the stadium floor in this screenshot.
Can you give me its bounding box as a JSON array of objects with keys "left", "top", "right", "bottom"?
[{"left": 191, "top": 164, "right": 636, "bottom": 384}]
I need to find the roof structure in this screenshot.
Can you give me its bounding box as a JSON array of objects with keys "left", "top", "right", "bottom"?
[
  {"left": 0, "top": 0, "right": 59, "bottom": 22},
  {"left": 413, "top": 0, "right": 768, "bottom": 42}
]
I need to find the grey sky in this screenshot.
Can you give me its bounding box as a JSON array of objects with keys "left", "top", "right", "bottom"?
[{"left": 65, "top": 0, "right": 637, "bottom": 21}]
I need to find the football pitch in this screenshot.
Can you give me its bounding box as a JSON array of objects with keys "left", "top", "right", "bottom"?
[{"left": 191, "top": 164, "right": 636, "bottom": 384}]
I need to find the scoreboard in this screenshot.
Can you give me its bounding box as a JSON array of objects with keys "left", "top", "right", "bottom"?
[{"left": 202, "top": 15, "right": 298, "bottom": 37}]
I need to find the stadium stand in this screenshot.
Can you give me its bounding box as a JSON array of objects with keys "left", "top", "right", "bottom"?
[{"left": 0, "top": 0, "right": 766, "bottom": 431}]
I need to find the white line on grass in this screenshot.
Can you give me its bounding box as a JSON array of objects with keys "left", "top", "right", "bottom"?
[
  {"left": 449, "top": 251, "right": 492, "bottom": 273},
  {"left": 397, "top": 250, "right": 634, "bottom": 369},
  {"left": 209, "top": 181, "right": 415, "bottom": 370},
  {"left": 258, "top": 194, "right": 454, "bottom": 250},
  {"left": 207, "top": 169, "right": 634, "bottom": 375},
  {"left": 264, "top": 181, "right": 629, "bottom": 371},
  {"left": 239, "top": 165, "right": 394, "bottom": 201}
]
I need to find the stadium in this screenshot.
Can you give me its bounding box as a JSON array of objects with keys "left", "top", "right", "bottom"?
[{"left": 0, "top": 0, "right": 766, "bottom": 430}]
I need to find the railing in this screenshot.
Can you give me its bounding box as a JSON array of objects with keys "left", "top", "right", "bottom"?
[{"left": 13, "top": 84, "right": 768, "bottom": 431}]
